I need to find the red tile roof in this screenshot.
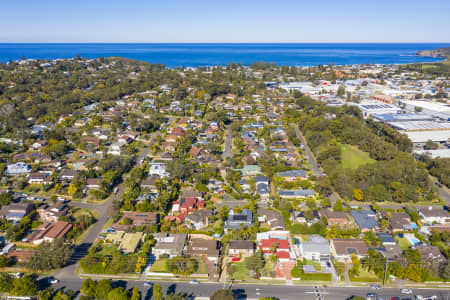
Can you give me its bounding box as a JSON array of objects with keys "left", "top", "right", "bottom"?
[{"left": 259, "top": 238, "right": 289, "bottom": 250}]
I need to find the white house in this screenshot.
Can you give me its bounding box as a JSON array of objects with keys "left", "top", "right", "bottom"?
[
  {"left": 418, "top": 207, "right": 450, "bottom": 225},
  {"left": 300, "top": 235, "right": 331, "bottom": 262},
  {"left": 5, "top": 162, "right": 32, "bottom": 176},
  {"left": 108, "top": 143, "right": 123, "bottom": 156},
  {"left": 149, "top": 163, "right": 169, "bottom": 178}
]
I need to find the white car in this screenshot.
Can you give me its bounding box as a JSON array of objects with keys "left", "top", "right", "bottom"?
[
  {"left": 401, "top": 288, "right": 413, "bottom": 294},
  {"left": 189, "top": 280, "right": 200, "bottom": 285},
  {"left": 143, "top": 282, "right": 153, "bottom": 287},
  {"left": 49, "top": 279, "right": 59, "bottom": 284},
  {"left": 370, "top": 284, "right": 381, "bottom": 289}
]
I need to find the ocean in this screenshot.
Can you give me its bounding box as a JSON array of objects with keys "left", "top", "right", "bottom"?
[{"left": 0, "top": 43, "right": 448, "bottom": 67}]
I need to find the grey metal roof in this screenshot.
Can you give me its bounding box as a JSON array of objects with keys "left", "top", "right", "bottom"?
[
  {"left": 278, "top": 170, "right": 307, "bottom": 178},
  {"left": 279, "top": 189, "right": 315, "bottom": 197},
  {"left": 351, "top": 209, "right": 379, "bottom": 230},
  {"left": 377, "top": 233, "right": 395, "bottom": 244}
]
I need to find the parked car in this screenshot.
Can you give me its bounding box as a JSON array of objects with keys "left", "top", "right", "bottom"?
[
  {"left": 143, "top": 282, "right": 153, "bottom": 287},
  {"left": 367, "top": 293, "right": 377, "bottom": 299},
  {"left": 371, "top": 284, "right": 381, "bottom": 289},
  {"left": 401, "top": 289, "right": 413, "bottom": 294},
  {"left": 48, "top": 278, "right": 59, "bottom": 284},
  {"left": 189, "top": 280, "right": 200, "bottom": 285}
]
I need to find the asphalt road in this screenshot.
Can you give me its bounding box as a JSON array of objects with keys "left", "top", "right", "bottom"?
[
  {"left": 438, "top": 184, "right": 450, "bottom": 205},
  {"left": 50, "top": 278, "right": 449, "bottom": 300},
  {"left": 54, "top": 132, "right": 159, "bottom": 280},
  {"left": 222, "top": 127, "right": 233, "bottom": 160}
]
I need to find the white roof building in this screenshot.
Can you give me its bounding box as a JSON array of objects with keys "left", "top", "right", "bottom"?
[
  {"left": 5, "top": 162, "right": 32, "bottom": 176},
  {"left": 401, "top": 100, "right": 450, "bottom": 121}
]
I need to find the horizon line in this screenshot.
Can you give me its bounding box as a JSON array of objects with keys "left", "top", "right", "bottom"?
[{"left": 1, "top": 42, "right": 450, "bottom": 44}]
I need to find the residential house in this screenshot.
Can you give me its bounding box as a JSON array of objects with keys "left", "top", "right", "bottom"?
[
  {"left": 30, "top": 140, "right": 48, "bottom": 151},
  {"left": 28, "top": 172, "right": 52, "bottom": 185},
  {"left": 300, "top": 235, "right": 331, "bottom": 262},
  {"left": 257, "top": 208, "right": 285, "bottom": 230},
  {"left": 140, "top": 175, "right": 159, "bottom": 192},
  {"left": 86, "top": 178, "right": 101, "bottom": 190},
  {"left": 379, "top": 211, "right": 415, "bottom": 232},
  {"left": 239, "top": 179, "right": 251, "bottom": 193},
  {"left": 0, "top": 203, "right": 34, "bottom": 223},
  {"left": 105, "top": 232, "right": 144, "bottom": 254},
  {"left": 228, "top": 240, "right": 255, "bottom": 258},
  {"left": 108, "top": 142, "right": 123, "bottom": 156},
  {"left": 80, "top": 136, "right": 100, "bottom": 149},
  {"left": 418, "top": 207, "right": 449, "bottom": 225},
  {"left": 290, "top": 210, "right": 320, "bottom": 226},
  {"left": 416, "top": 244, "right": 447, "bottom": 264},
  {"left": 8, "top": 249, "right": 34, "bottom": 263},
  {"left": 224, "top": 209, "right": 254, "bottom": 231},
  {"left": 28, "top": 221, "right": 73, "bottom": 245},
  {"left": 171, "top": 196, "right": 205, "bottom": 215},
  {"left": 118, "top": 135, "right": 133, "bottom": 145},
  {"left": 59, "top": 169, "right": 77, "bottom": 182},
  {"left": 377, "top": 233, "right": 396, "bottom": 246},
  {"left": 5, "top": 162, "right": 32, "bottom": 176},
  {"left": 180, "top": 190, "right": 203, "bottom": 200},
  {"left": 185, "top": 209, "right": 213, "bottom": 230},
  {"left": 319, "top": 209, "right": 352, "bottom": 227},
  {"left": 351, "top": 209, "right": 379, "bottom": 232},
  {"left": 186, "top": 239, "right": 220, "bottom": 263},
  {"left": 112, "top": 212, "right": 159, "bottom": 231},
  {"left": 277, "top": 170, "right": 307, "bottom": 181},
  {"left": 149, "top": 163, "right": 169, "bottom": 178},
  {"left": 258, "top": 238, "right": 291, "bottom": 261},
  {"left": 379, "top": 244, "right": 403, "bottom": 260},
  {"left": 240, "top": 165, "right": 261, "bottom": 176},
  {"left": 152, "top": 233, "right": 187, "bottom": 259},
  {"left": 255, "top": 176, "right": 270, "bottom": 199},
  {"left": 189, "top": 146, "right": 203, "bottom": 159},
  {"left": 37, "top": 203, "right": 69, "bottom": 222},
  {"left": 15, "top": 152, "right": 52, "bottom": 163},
  {"left": 207, "top": 179, "right": 224, "bottom": 194},
  {"left": 330, "top": 239, "right": 368, "bottom": 261},
  {"left": 279, "top": 189, "right": 315, "bottom": 199}
]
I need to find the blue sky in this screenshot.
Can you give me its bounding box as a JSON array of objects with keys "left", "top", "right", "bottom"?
[{"left": 2, "top": 0, "right": 449, "bottom": 42}]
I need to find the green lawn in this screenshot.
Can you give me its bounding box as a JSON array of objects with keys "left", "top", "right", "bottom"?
[
  {"left": 340, "top": 144, "right": 376, "bottom": 170},
  {"left": 149, "top": 258, "right": 207, "bottom": 274},
  {"left": 230, "top": 262, "right": 249, "bottom": 280},
  {"left": 194, "top": 258, "right": 208, "bottom": 274},
  {"left": 395, "top": 236, "right": 411, "bottom": 250},
  {"left": 150, "top": 258, "right": 169, "bottom": 272},
  {"left": 350, "top": 269, "right": 381, "bottom": 282},
  {"left": 73, "top": 207, "right": 99, "bottom": 219}
]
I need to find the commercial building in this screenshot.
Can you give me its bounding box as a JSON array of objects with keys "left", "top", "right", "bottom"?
[{"left": 401, "top": 100, "right": 450, "bottom": 121}]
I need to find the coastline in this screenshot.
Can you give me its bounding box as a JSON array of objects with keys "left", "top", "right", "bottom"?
[{"left": 0, "top": 43, "right": 448, "bottom": 67}]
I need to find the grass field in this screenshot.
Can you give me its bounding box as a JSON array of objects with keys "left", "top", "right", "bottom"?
[
  {"left": 230, "top": 262, "right": 249, "bottom": 280},
  {"left": 395, "top": 236, "right": 411, "bottom": 250},
  {"left": 340, "top": 144, "right": 376, "bottom": 169},
  {"left": 149, "top": 258, "right": 208, "bottom": 274},
  {"left": 350, "top": 269, "right": 381, "bottom": 282},
  {"left": 150, "top": 258, "right": 169, "bottom": 272},
  {"left": 194, "top": 258, "right": 208, "bottom": 274}
]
